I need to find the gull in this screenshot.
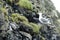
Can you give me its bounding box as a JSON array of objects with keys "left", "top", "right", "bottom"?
[
  {"left": 38, "top": 12, "right": 56, "bottom": 28},
  {"left": 38, "top": 12, "right": 51, "bottom": 25}
]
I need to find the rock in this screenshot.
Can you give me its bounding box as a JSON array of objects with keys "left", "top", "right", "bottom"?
[
  {"left": 0, "top": 18, "right": 4, "bottom": 26},
  {"left": 0, "top": 0, "right": 60, "bottom": 40},
  {"left": 19, "top": 22, "right": 33, "bottom": 34},
  {"left": 5, "top": 30, "right": 32, "bottom": 40},
  {"left": 9, "top": 22, "right": 19, "bottom": 30},
  {"left": 19, "top": 31, "right": 32, "bottom": 40}
]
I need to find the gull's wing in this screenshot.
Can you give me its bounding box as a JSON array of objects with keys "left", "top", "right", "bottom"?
[{"left": 41, "top": 18, "right": 51, "bottom": 24}]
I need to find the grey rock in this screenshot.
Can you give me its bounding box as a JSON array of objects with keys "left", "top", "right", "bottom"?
[
  {"left": 19, "top": 31, "right": 32, "bottom": 40},
  {"left": 9, "top": 22, "right": 19, "bottom": 30}
]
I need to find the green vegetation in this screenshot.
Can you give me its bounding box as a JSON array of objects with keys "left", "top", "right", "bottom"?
[
  {"left": 17, "top": 0, "right": 33, "bottom": 10},
  {"left": 10, "top": 13, "right": 41, "bottom": 33},
  {"left": 1, "top": 8, "right": 41, "bottom": 33},
  {"left": 1, "top": 7, "right": 7, "bottom": 13},
  {"left": 5, "top": 0, "right": 33, "bottom": 10},
  {"left": 23, "top": 22, "right": 41, "bottom": 33},
  {"left": 10, "top": 13, "right": 28, "bottom": 23},
  {"left": 0, "top": 7, "right": 8, "bottom": 21},
  {"left": 30, "top": 23, "right": 41, "bottom": 33}
]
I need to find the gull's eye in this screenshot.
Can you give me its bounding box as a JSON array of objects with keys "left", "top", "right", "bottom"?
[
  {"left": 42, "top": 14, "right": 45, "bottom": 17},
  {"left": 42, "top": 14, "right": 47, "bottom": 18}
]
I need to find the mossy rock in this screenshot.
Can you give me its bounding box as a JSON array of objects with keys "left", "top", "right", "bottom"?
[
  {"left": 5, "top": 0, "right": 33, "bottom": 10},
  {"left": 10, "top": 13, "right": 28, "bottom": 23},
  {"left": 17, "top": 0, "right": 33, "bottom": 10},
  {"left": 0, "top": 7, "right": 8, "bottom": 21},
  {"left": 23, "top": 22, "right": 41, "bottom": 34},
  {"left": 0, "top": 7, "right": 7, "bottom": 13}
]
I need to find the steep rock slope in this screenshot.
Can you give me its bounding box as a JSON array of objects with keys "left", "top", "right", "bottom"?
[{"left": 0, "top": 0, "right": 60, "bottom": 40}]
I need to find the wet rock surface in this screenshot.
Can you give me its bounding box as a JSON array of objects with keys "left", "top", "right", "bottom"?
[{"left": 0, "top": 0, "right": 60, "bottom": 40}]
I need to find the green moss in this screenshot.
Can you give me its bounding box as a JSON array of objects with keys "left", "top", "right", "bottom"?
[
  {"left": 23, "top": 22, "right": 41, "bottom": 33},
  {"left": 23, "top": 22, "right": 32, "bottom": 27},
  {"left": 5, "top": 0, "right": 33, "bottom": 10},
  {"left": 30, "top": 23, "right": 41, "bottom": 33},
  {"left": 0, "top": 7, "right": 8, "bottom": 21},
  {"left": 1, "top": 7, "right": 7, "bottom": 13},
  {"left": 10, "top": 13, "right": 28, "bottom": 23},
  {"left": 17, "top": 0, "right": 33, "bottom": 10}
]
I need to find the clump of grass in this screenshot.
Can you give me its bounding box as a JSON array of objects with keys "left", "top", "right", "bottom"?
[
  {"left": 17, "top": 0, "right": 33, "bottom": 10},
  {"left": 23, "top": 22, "right": 41, "bottom": 34},
  {"left": 30, "top": 23, "right": 41, "bottom": 33},
  {"left": 10, "top": 13, "right": 28, "bottom": 23}
]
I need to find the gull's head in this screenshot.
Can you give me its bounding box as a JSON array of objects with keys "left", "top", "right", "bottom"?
[{"left": 38, "top": 12, "right": 42, "bottom": 17}]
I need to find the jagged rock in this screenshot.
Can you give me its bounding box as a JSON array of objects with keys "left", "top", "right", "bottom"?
[
  {"left": 4, "top": 30, "right": 32, "bottom": 40},
  {"left": 9, "top": 22, "right": 19, "bottom": 30},
  {"left": 19, "top": 31, "right": 32, "bottom": 40}
]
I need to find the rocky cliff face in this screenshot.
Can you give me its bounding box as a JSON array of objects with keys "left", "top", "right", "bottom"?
[{"left": 0, "top": 0, "right": 60, "bottom": 40}]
